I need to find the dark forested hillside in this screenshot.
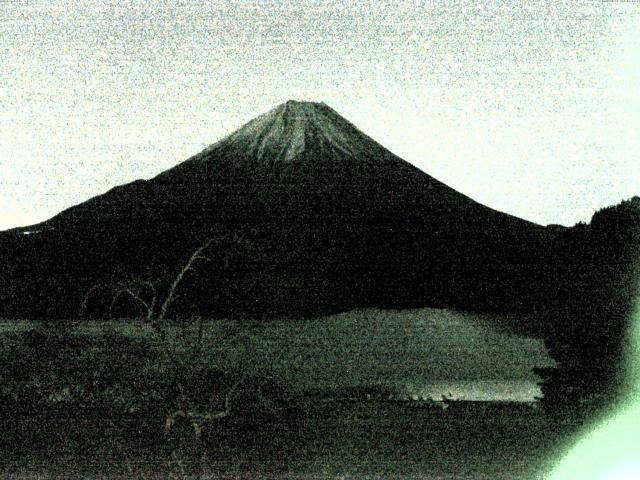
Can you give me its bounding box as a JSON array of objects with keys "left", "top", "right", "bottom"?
[{"left": 536, "top": 196, "right": 640, "bottom": 414}]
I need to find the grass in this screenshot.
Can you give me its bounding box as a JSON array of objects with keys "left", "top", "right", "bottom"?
[{"left": 0, "top": 307, "right": 566, "bottom": 479}]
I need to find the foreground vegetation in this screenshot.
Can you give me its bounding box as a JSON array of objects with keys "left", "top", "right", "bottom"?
[
  {"left": 0, "top": 311, "right": 568, "bottom": 479},
  {"left": 0, "top": 320, "right": 292, "bottom": 479}
]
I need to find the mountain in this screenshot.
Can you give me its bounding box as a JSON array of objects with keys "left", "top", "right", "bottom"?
[{"left": 1, "top": 101, "right": 553, "bottom": 320}]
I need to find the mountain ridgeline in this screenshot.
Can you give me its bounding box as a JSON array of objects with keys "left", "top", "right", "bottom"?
[{"left": 1, "top": 101, "right": 637, "bottom": 328}]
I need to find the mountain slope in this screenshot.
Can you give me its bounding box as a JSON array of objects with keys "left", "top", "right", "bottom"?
[
  {"left": 36, "top": 101, "right": 533, "bottom": 227},
  {"left": 1, "top": 101, "right": 550, "bottom": 320}
]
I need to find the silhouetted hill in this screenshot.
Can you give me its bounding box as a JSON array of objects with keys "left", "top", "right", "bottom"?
[
  {"left": 536, "top": 196, "right": 640, "bottom": 415},
  {"left": 0, "top": 101, "right": 599, "bottom": 321}
]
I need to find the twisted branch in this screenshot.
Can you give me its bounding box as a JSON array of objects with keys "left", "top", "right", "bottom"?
[
  {"left": 164, "top": 375, "right": 246, "bottom": 440},
  {"left": 157, "top": 239, "right": 213, "bottom": 324}
]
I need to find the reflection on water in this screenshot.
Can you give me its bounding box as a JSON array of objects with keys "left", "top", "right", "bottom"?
[{"left": 402, "top": 379, "right": 542, "bottom": 402}]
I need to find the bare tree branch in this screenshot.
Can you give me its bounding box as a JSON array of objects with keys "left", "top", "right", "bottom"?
[
  {"left": 78, "top": 283, "right": 107, "bottom": 317},
  {"left": 164, "top": 375, "right": 246, "bottom": 440},
  {"left": 157, "top": 238, "right": 213, "bottom": 323},
  {"left": 77, "top": 236, "right": 257, "bottom": 480},
  {"left": 109, "top": 287, "right": 153, "bottom": 320}
]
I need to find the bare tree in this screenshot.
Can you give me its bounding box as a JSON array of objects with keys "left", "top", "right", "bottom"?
[{"left": 78, "top": 238, "right": 272, "bottom": 479}]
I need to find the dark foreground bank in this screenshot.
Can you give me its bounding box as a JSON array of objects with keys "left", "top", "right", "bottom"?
[{"left": 1, "top": 399, "right": 571, "bottom": 480}]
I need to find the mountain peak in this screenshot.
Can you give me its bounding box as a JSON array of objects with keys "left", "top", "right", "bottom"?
[
  {"left": 214, "top": 100, "right": 367, "bottom": 164},
  {"left": 279, "top": 99, "right": 326, "bottom": 109},
  {"left": 2, "top": 99, "right": 546, "bottom": 321},
  {"left": 272, "top": 99, "right": 327, "bottom": 125},
  {"left": 154, "top": 99, "right": 418, "bottom": 184},
  {"left": 272, "top": 100, "right": 328, "bottom": 124}
]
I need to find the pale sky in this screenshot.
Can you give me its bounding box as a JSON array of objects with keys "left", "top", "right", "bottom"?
[{"left": 1, "top": 0, "right": 639, "bottom": 231}]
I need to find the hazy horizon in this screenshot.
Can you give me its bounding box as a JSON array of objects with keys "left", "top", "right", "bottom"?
[{"left": 2, "top": 1, "right": 639, "bottom": 230}]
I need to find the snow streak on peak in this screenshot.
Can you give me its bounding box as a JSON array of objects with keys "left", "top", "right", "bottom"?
[{"left": 218, "top": 100, "right": 380, "bottom": 164}]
